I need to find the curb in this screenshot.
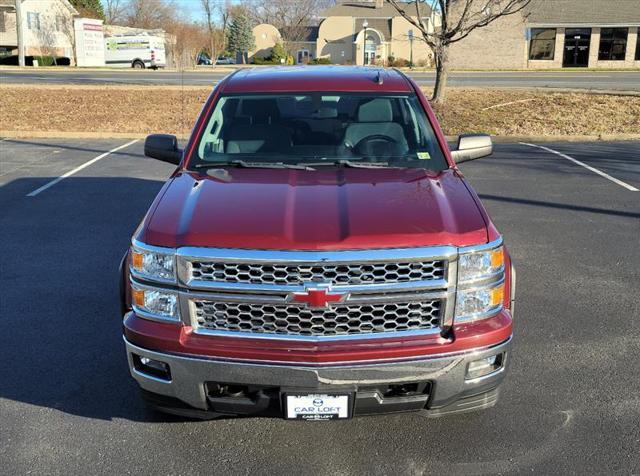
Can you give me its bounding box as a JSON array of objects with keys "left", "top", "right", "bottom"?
[
  {"left": 445, "top": 134, "right": 640, "bottom": 143},
  {"left": 3, "top": 130, "right": 639, "bottom": 143}
]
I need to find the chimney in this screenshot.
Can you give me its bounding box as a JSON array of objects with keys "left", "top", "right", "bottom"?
[{"left": 375, "top": 0, "right": 383, "bottom": 8}]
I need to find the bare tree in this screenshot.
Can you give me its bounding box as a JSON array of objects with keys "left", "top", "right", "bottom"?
[
  {"left": 125, "top": 0, "right": 175, "bottom": 30},
  {"left": 242, "top": 0, "right": 327, "bottom": 55},
  {"left": 201, "top": 0, "right": 215, "bottom": 64},
  {"left": 218, "top": 0, "right": 242, "bottom": 58},
  {"left": 36, "top": 21, "right": 60, "bottom": 65},
  {"left": 104, "top": 0, "right": 126, "bottom": 24},
  {"left": 165, "top": 20, "right": 209, "bottom": 69},
  {"left": 55, "top": 9, "right": 77, "bottom": 66},
  {"left": 201, "top": 0, "right": 226, "bottom": 64},
  {"left": 387, "top": 0, "right": 531, "bottom": 103}
]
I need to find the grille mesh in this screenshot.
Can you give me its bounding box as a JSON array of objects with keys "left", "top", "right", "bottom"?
[
  {"left": 190, "top": 261, "right": 445, "bottom": 286},
  {"left": 193, "top": 300, "right": 442, "bottom": 336}
]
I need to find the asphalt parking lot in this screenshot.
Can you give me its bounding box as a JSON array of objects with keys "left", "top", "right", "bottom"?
[{"left": 1, "top": 138, "right": 638, "bottom": 474}]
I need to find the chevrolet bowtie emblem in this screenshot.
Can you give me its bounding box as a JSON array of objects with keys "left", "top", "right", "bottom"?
[{"left": 289, "top": 286, "right": 348, "bottom": 308}]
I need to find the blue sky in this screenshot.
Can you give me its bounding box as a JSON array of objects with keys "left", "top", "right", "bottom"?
[{"left": 100, "top": 0, "right": 218, "bottom": 22}]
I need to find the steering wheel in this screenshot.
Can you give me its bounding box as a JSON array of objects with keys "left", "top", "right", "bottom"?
[{"left": 352, "top": 134, "right": 398, "bottom": 157}]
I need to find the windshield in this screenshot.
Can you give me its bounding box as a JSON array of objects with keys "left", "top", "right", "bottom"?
[{"left": 190, "top": 93, "right": 448, "bottom": 170}]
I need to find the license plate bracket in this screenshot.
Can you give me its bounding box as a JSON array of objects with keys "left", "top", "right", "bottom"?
[{"left": 284, "top": 393, "right": 352, "bottom": 420}]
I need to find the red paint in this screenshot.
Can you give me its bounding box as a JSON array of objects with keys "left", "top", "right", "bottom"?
[
  {"left": 291, "top": 288, "right": 347, "bottom": 308},
  {"left": 130, "top": 67, "right": 513, "bottom": 365},
  {"left": 138, "top": 168, "right": 487, "bottom": 250},
  {"left": 222, "top": 67, "right": 413, "bottom": 94},
  {"left": 124, "top": 309, "right": 512, "bottom": 365}
]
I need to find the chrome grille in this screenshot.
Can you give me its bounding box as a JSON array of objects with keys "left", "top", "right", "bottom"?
[
  {"left": 193, "top": 300, "right": 442, "bottom": 336},
  {"left": 190, "top": 260, "right": 446, "bottom": 286}
]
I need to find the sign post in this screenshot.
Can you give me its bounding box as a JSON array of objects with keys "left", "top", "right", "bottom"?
[{"left": 408, "top": 29, "right": 414, "bottom": 69}]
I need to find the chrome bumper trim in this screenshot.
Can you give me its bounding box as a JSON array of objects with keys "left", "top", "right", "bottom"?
[{"left": 124, "top": 336, "right": 511, "bottom": 410}]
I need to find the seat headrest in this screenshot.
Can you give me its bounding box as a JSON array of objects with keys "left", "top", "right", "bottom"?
[
  {"left": 241, "top": 99, "right": 280, "bottom": 122},
  {"left": 357, "top": 98, "right": 393, "bottom": 123}
]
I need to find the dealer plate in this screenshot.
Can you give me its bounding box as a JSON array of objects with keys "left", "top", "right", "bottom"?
[{"left": 285, "top": 393, "right": 351, "bottom": 420}]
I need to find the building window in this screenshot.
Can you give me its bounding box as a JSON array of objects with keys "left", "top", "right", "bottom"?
[
  {"left": 598, "top": 28, "right": 628, "bottom": 60},
  {"left": 55, "top": 14, "right": 68, "bottom": 32},
  {"left": 0, "top": 11, "right": 5, "bottom": 33},
  {"left": 529, "top": 28, "right": 556, "bottom": 60},
  {"left": 636, "top": 35, "right": 640, "bottom": 60},
  {"left": 27, "top": 11, "right": 41, "bottom": 30}
]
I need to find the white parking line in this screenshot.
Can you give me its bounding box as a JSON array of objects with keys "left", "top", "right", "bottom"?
[
  {"left": 519, "top": 142, "right": 639, "bottom": 192},
  {"left": 26, "top": 139, "right": 139, "bottom": 197}
]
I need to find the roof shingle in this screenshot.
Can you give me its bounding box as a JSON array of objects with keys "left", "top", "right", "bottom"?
[
  {"left": 526, "top": 0, "right": 640, "bottom": 25},
  {"left": 320, "top": 1, "right": 431, "bottom": 19}
]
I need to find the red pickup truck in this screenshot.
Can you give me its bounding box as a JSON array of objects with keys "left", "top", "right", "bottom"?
[{"left": 120, "top": 66, "right": 514, "bottom": 420}]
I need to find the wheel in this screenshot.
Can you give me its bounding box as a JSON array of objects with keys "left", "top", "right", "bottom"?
[{"left": 132, "top": 60, "right": 145, "bottom": 69}]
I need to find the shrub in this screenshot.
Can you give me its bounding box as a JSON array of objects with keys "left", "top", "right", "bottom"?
[
  {"left": 33, "top": 55, "right": 56, "bottom": 66},
  {"left": 271, "top": 43, "right": 287, "bottom": 64},
  {"left": 0, "top": 55, "right": 69, "bottom": 66},
  {"left": 252, "top": 56, "right": 277, "bottom": 65},
  {"left": 390, "top": 57, "right": 409, "bottom": 67},
  {"left": 310, "top": 57, "right": 331, "bottom": 65}
]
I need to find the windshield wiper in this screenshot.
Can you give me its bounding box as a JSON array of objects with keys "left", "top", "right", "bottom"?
[
  {"left": 194, "top": 160, "right": 314, "bottom": 171},
  {"left": 303, "top": 159, "right": 401, "bottom": 169}
]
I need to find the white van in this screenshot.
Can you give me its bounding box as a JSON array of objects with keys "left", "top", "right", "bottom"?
[{"left": 105, "top": 34, "right": 166, "bottom": 69}]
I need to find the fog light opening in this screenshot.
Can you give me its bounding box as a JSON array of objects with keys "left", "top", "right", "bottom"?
[
  {"left": 132, "top": 354, "right": 171, "bottom": 381},
  {"left": 466, "top": 353, "right": 505, "bottom": 380}
]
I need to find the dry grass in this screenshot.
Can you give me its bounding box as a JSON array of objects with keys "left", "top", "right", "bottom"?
[
  {"left": 432, "top": 89, "right": 640, "bottom": 136},
  {"left": 1, "top": 84, "right": 639, "bottom": 137}
]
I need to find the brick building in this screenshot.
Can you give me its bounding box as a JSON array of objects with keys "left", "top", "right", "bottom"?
[{"left": 446, "top": 0, "right": 640, "bottom": 69}]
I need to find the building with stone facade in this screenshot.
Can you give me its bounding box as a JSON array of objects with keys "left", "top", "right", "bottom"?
[
  {"left": 251, "top": 0, "right": 439, "bottom": 66},
  {"left": 251, "top": 0, "right": 640, "bottom": 70}
]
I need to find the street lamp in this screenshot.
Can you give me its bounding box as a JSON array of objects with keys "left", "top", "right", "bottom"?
[{"left": 362, "top": 20, "right": 368, "bottom": 65}]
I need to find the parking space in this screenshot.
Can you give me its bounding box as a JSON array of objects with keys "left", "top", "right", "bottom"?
[
  {"left": 521, "top": 141, "right": 640, "bottom": 190},
  {"left": 0, "top": 139, "right": 638, "bottom": 474}
]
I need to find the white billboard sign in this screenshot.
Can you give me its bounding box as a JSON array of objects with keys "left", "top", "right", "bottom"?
[{"left": 74, "top": 18, "right": 105, "bottom": 67}]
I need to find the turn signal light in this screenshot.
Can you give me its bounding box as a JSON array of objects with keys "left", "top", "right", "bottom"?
[
  {"left": 131, "top": 251, "right": 144, "bottom": 270},
  {"left": 132, "top": 288, "right": 145, "bottom": 307},
  {"left": 490, "top": 284, "right": 504, "bottom": 307},
  {"left": 490, "top": 247, "right": 504, "bottom": 269}
]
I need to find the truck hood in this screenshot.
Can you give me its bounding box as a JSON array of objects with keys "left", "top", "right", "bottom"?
[{"left": 139, "top": 168, "right": 488, "bottom": 250}]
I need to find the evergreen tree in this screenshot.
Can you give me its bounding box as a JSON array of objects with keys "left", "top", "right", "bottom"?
[
  {"left": 226, "top": 15, "right": 255, "bottom": 64},
  {"left": 271, "top": 43, "right": 286, "bottom": 64},
  {"left": 69, "top": 0, "right": 105, "bottom": 20}
]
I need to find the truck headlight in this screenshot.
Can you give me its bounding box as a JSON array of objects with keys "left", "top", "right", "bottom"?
[
  {"left": 131, "top": 243, "right": 176, "bottom": 283},
  {"left": 458, "top": 245, "right": 504, "bottom": 284},
  {"left": 455, "top": 281, "right": 504, "bottom": 323},
  {"left": 131, "top": 284, "right": 180, "bottom": 321}
]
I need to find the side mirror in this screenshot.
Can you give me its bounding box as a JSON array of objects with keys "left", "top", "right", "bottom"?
[
  {"left": 450, "top": 134, "right": 493, "bottom": 164},
  {"left": 144, "top": 134, "right": 182, "bottom": 165}
]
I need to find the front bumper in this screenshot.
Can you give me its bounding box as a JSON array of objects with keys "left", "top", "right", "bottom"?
[{"left": 125, "top": 336, "right": 511, "bottom": 419}]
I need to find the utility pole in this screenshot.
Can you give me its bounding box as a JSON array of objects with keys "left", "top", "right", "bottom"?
[
  {"left": 16, "top": 0, "right": 25, "bottom": 67},
  {"left": 408, "top": 29, "right": 414, "bottom": 69}
]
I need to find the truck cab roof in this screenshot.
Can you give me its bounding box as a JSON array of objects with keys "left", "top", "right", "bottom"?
[{"left": 221, "top": 66, "right": 414, "bottom": 94}]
